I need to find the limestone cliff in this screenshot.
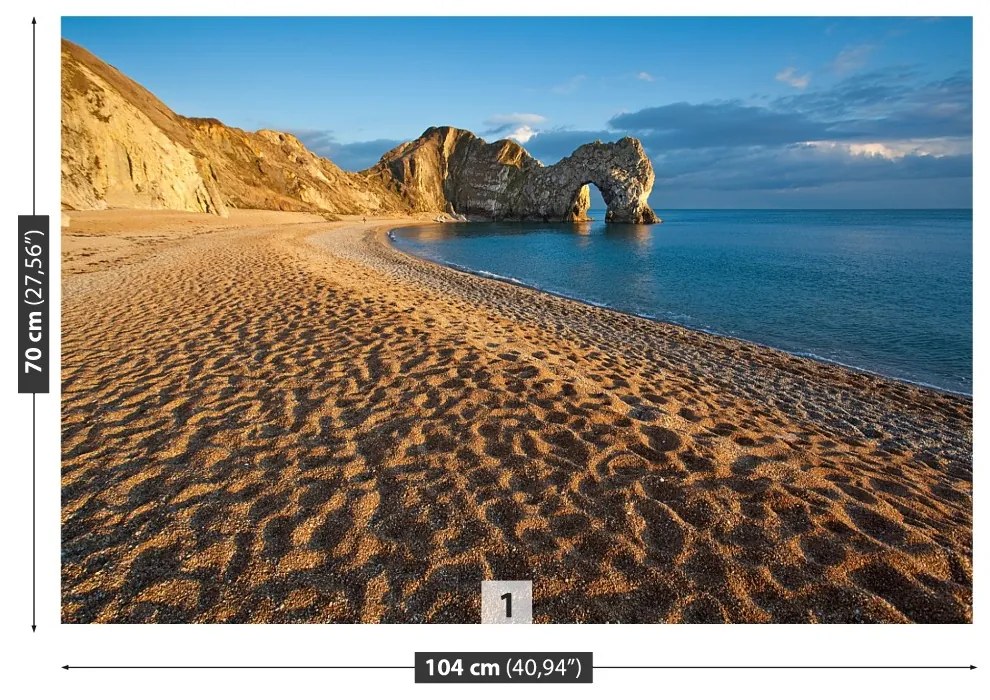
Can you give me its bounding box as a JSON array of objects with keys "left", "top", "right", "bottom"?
[
  {"left": 364, "top": 127, "right": 539, "bottom": 216},
  {"left": 61, "top": 40, "right": 407, "bottom": 217},
  {"left": 365, "top": 126, "right": 659, "bottom": 224},
  {"left": 62, "top": 39, "right": 227, "bottom": 215},
  {"left": 518, "top": 138, "right": 659, "bottom": 224},
  {"left": 182, "top": 118, "right": 407, "bottom": 215},
  {"left": 62, "top": 40, "right": 659, "bottom": 223}
]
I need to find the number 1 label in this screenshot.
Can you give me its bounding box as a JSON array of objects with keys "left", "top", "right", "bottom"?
[{"left": 481, "top": 581, "right": 532, "bottom": 624}]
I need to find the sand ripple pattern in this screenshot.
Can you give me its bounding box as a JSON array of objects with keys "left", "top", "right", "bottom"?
[{"left": 61, "top": 220, "right": 972, "bottom": 623}]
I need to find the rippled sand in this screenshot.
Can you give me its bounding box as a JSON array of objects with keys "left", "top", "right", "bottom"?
[{"left": 62, "top": 209, "right": 972, "bottom": 623}]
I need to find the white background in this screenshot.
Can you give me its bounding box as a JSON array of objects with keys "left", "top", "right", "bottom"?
[{"left": 0, "top": 1, "right": 984, "bottom": 698}]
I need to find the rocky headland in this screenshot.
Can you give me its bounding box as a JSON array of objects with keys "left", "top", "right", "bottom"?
[
  {"left": 367, "top": 126, "right": 659, "bottom": 224},
  {"left": 61, "top": 39, "right": 659, "bottom": 224}
]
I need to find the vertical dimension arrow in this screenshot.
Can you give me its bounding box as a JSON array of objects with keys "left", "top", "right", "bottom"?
[
  {"left": 20, "top": 16, "right": 48, "bottom": 633},
  {"left": 33, "top": 17, "right": 36, "bottom": 215}
]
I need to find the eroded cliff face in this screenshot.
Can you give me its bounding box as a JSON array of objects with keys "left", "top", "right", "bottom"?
[
  {"left": 183, "top": 119, "right": 407, "bottom": 215},
  {"left": 366, "top": 127, "right": 660, "bottom": 224},
  {"left": 61, "top": 40, "right": 227, "bottom": 215},
  {"left": 365, "top": 127, "right": 540, "bottom": 217},
  {"left": 62, "top": 40, "right": 659, "bottom": 223},
  {"left": 61, "top": 40, "right": 407, "bottom": 217},
  {"left": 520, "top": 138, "right": 659, "bottom": 224}
]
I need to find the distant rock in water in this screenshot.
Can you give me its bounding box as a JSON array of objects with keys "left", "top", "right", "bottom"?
[
  {"left": 61, "top": 40, "right": 659, "bottom": 223},
  {"left": 366, "top": 126, "right": 660, "bottom": 224}
]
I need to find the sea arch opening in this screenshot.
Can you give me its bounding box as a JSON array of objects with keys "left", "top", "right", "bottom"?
[{"left": 566, "top": 181, "right": 613, "bottom": 222}]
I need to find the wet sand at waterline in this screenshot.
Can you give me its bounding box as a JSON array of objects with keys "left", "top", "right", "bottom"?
[{"left": 62, "top": 209, "right": 972, "bottom": 623}]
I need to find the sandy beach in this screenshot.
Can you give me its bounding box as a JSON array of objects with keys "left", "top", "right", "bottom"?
[{"left": 62, "top": 209, "right": 972, "bottom": 623}]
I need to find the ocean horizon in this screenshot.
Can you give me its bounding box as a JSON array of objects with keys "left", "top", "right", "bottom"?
[{"left": 393, "top": 208, "right": 973, "bottom": 394}]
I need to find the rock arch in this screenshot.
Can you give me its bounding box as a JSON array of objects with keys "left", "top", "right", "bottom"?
[
  {"left": 369, "top": 127, "right": 661, "bottom": 224},
  {"left": 522, "top": 137, "right": 661, "bottom": 224}
]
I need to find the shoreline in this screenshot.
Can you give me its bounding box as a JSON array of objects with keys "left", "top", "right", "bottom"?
[
  {"left": 327, "top": 219, "right": 972, "bottom": 469},
  {"left": 62, "top": 210, "right": 972, "bottom": 623},
  {"left": 385, "top": 225, "right": 971, "bottom": 400}
]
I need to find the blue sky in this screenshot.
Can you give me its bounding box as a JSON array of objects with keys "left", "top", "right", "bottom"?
[{"left": 62, "top": 16, "right": 972, "bottom": 208}]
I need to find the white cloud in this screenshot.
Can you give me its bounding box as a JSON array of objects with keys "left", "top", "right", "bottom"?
[
  {"left": 636, "top": 71, "right": 655, "bottom": 82},
  {"left": 847, "top": 142, "right": 914, "bottom": 159},
  {"left": 775, "top": 67, "right": 811, "bottom": 89},
  {"left": 803, "top": 137, "right": 971, "bottom": 160},
  {"left": 484, "top": 113, "right": 547, "bottom": 128},
  {"left": 832, "top": 44, "right": 876, "bottom": 74},
  {"left": 483, "top": 113, "right": 546, "bottom": 143},
  {"left": 506, "top": 125, "right": 539, "bottom": 143}
]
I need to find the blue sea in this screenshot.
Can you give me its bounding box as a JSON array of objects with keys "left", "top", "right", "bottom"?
[{"left": 392, "top": 209, "right": 973, "bottom": 395}]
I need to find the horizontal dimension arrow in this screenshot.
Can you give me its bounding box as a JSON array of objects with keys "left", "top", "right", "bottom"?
[
  {"left": 63, "top": 664, "right": 974, "bottom": 671},
  {"left": 595, "top": 665, "right": 975, "bottom": 670},
  {"left": 64, "top": 665, "right": 413, "bottom": 670}
]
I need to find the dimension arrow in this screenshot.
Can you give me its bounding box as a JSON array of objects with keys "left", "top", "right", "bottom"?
[
  {"left": 62, "top": 664, "right": 974, "bottom": 671},
  {"left": 594, "top": 665, "right": 976, "bottom": 670},
  {"left": 64, "top": 666, "right": 414, "bottom": 670},
  {"left": 32, "top": 393, "right": 36, "bottom": 632},
  {"left": 30, "top": 17, "right": 38, "bottom": 634},
  {"left": 32, "top": 17, "right": 36, "bottom": 214}
]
